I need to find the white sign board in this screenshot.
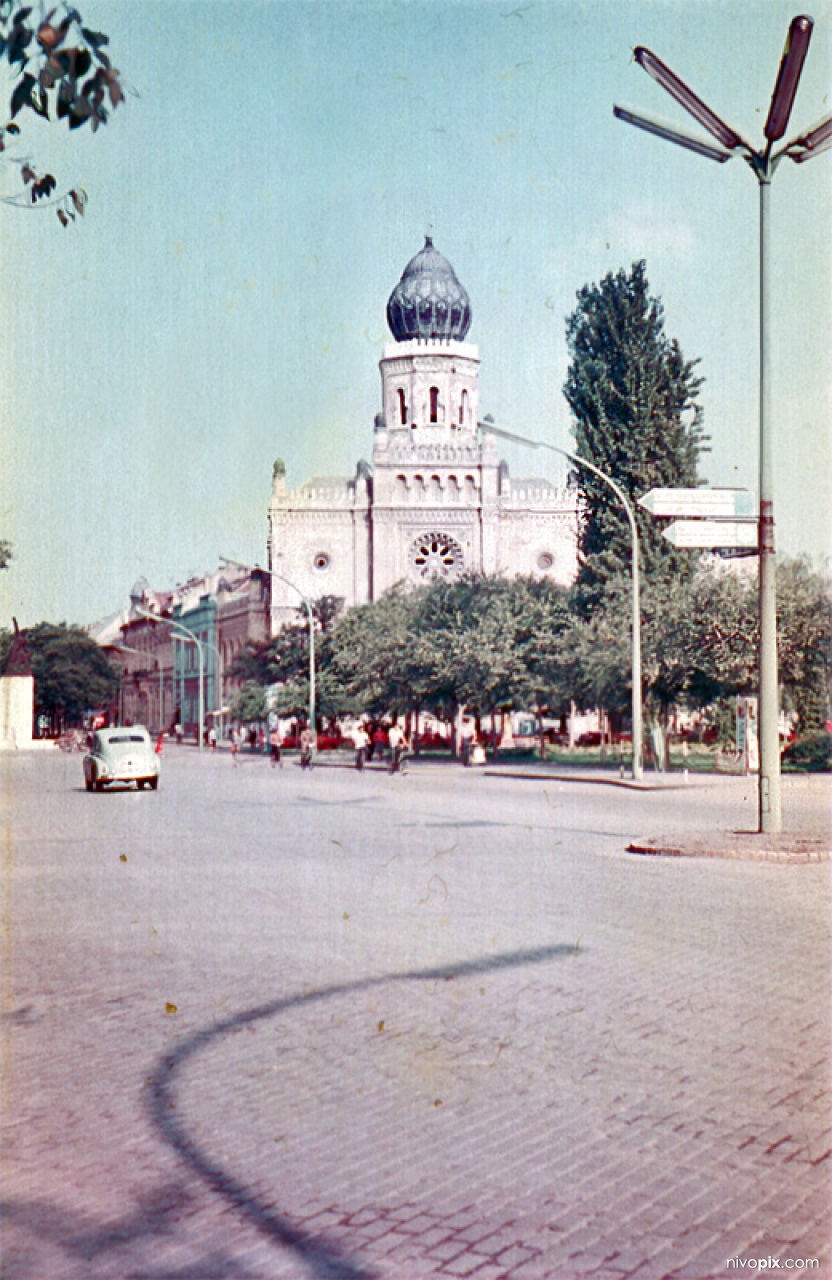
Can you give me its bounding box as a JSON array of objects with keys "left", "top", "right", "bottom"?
[
  {"left": 639, "top": 488, "right": 754, "bottom": 519},
  {"left": 662, "top": 519, "right": 758, "bottom": 549}
]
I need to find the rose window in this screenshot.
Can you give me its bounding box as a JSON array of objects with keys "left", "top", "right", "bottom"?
[{"left": 409, "top": 531, "right": 464, "bottom": 580}]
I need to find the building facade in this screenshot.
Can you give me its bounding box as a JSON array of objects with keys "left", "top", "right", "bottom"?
[
  {"left": 267, "top": 238, "right": 579, "bottom": 630},
  {"left": 114, "top": 567, "right": 270, "bottom": 738}
]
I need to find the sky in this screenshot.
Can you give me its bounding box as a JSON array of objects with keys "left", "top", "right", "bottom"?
[{"left": 1, "top": 0, "right": 830, "bottom": 628}]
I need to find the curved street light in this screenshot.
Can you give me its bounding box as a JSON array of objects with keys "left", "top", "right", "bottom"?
[
  {"left": 113, "top": 641, "right": 165, "bottom": 734},
  {"left": 136, "top": 607, "right": 204, "bottom": 752},
  {"left": 478, "top": 419, "right": 643, "bottom": 781},
  {"left": 220, "top": 557, "right": 316, "bottom": 757},
  {"left": 615, "top": 14, "right": 829, "bottom": 833}
]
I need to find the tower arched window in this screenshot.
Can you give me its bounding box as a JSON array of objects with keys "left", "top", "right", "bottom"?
[
  {"left": 397, "top": 389, "right": 407, "bottom": 425},
  {"left": 459, "top": 389, "right": 469, "bottom": 426},
  {"left": 430, "top": 386, "right": 439, "bottom": 423}
]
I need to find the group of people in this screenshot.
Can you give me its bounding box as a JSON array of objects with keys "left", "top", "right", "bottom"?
[{"left": 351, "top": 721, "right": 408, "bottom": 772}]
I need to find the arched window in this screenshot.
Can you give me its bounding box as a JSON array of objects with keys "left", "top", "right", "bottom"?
[
  {"left": 459, "top": 389, "right": 468, "bottom": 426},
  {"left": 397, "top": 389, "right": 407, "bottom": 425},
  {"left": 430, "top": 386, "right": 439, "bottom": 423}
]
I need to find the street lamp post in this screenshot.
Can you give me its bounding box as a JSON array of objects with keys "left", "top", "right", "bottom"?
[
  {"left": 219, "top": 557, "right": 316, "bottom": 756},
  {"left": 136, "top": 608, "right": 204, "bottom": 752},
  {"left": 478, "top": 419, "right": 643, "bottom": 781},
  {"left": 200, "top": 639, "right": 225, "bottom": 741},
  {"left": 113, "top": 642, "right": 165, "bottom": 734},
  {"left": 614, "top": 15, "right": 829, "bottom": 833}
]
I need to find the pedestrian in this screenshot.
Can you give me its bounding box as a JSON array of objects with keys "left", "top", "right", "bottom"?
[
  {"left": 372, "top": 723, "right": 386, "bottom": 763},
  {"left": 299, "top": 724, "right": 315, "bottom": 769},
  {"left": 208, "top": 726, "right": 217, "bottom": 750},
  {"left": 387, "top": 721, "right": 408, "bottom": 773},
  {"left": 460, "top": 721, "right": 474, "bottom": 766},
  {"left": 269, "top": 726, "right": 282, "bottom": 768},
  {"left": 353, "top": 722, "right": 370, "bottom": 771},
  {"left": 174, "top": 721, "right": 183, "bottom": 745},
  {"left": 155, "top": 733, "right": 165, "bottom": 757},
  {"left": 230, "top": 726, "right": 240, "bottom": 767}
]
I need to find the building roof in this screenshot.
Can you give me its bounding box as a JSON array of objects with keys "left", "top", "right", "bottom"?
[{"left": 386, "top": 236, "right": 472, "bottom": 343}]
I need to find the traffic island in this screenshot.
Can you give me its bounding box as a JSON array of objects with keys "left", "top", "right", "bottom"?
[{"left": 627, "top": 833, "right": 830, "bottom": 862}]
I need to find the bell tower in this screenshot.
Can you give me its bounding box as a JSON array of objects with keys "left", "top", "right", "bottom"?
[{"left": 371, "top": 238, "right": 500, "bottom": 593}]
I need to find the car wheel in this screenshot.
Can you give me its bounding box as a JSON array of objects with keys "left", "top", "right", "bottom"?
[
  {"left": 149, "top": 777, "right": 159, "bottom": 791},
  {"left": 136, "top": 780, "right": 145, "bottom": 790},
  {"left": 85, "top": 777, "right": 93, "bottom": 792},
  {"left": 94, "top": 777, "right": 104, "bottom": 792}
]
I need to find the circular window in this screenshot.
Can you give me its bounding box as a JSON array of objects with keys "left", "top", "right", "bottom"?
[
  {"left": 537, "top": 552, "right": 554, "bottom": 571},
  {"left": 409, "top": 531, "right": 464, "bottom": 581},
  {"left": 313, "top": 552, "right": 331, "bottom": 571}
]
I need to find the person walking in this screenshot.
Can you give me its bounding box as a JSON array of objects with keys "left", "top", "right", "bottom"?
[
  {"left": 387, "top": 721, "right": 408, "bottom": 774},
  {"left": 353, "top": 722, "right": 370, "bottom": 771},
  {"left": 269, "top": 726, "right": 282, "bottom": 768},
  {"left": 299, "top": 724, "right": 315, "bottom": 770},
  {"left": 230, "top": 726, "right": 241, "bottom": 767}
]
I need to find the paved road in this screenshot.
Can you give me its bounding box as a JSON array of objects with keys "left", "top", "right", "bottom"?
[{"left": 1, "top": 747, "right": 829, "bottom": 1279}]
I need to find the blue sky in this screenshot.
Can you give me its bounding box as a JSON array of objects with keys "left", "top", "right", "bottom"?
[{"left": 2, "top": 0, "right": 830, "bottom": 626}]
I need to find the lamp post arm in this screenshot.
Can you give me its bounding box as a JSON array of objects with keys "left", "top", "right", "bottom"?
[
  {"left": 135, "top": 608, "right": 204, "bottom": 752},
  {"left": 272, "top": 569, "right": 317, "bottom": 753},
  {"left": 113, "top": 641, "right": 165, "bottom": 735},
  {"left": 477, "top": 420, "right": 643, "bottom": 780}
]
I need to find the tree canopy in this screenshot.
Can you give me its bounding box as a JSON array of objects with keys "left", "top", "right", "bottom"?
[{"left": 0, "top": 621, "right": 119, "bottom": 729}]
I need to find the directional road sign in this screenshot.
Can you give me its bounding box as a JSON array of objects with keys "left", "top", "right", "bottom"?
[
  {"left": 662, "top": 519, "right": 758, "bottom": 549},
  {"left": 639, "top": 488, "right": 754, "bottom": 519}
]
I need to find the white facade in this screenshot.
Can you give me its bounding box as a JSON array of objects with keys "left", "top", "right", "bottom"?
[{"left": 267, "top": 242, "right": 579, "bottom": 631}]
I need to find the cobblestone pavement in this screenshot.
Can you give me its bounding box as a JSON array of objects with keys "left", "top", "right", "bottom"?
[{"left": 1, "top": 749, "right": 829, "bottom": 1279}]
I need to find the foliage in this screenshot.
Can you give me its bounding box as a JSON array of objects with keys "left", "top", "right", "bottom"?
[
  {"left": 775, "top": 558, "right": 831, "bottom": 733},
  {"left": 0, "top": 2, "right": 125, "bottom": 222},
  {"left": 564, "top": 261, "right": 709, "bottom": 608},
  {"left": 323, "top": 575, "right": 574, "bottom": 722},
  {"left": 231, "top": 595, "right": 344, "bottom": 690},
  {"left": 227, "top": 557, "right": 830, "bottom": 741},
  {"left": 230, "top": 680, "right": 267, "bottom": 724},
  {"left": 0, "top": 621, "right": 118, "bottom": 727},
  {"left": 782, "top": 729, "right": 832, "bottom": 773},
  {"left": 328, "top": 587, "right": 418, "bottom": 715}
]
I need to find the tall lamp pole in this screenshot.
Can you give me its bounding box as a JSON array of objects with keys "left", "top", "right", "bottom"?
[
  {"left": 113, "top": 642, "right": 165, "bottom": 734},
  {"left": 614, "top": 15, "right": 830, "bottom": 833},
  {"left": 478, "top": 419, "right": 643, "bottom": 781},
  {"left": 220, "top": 557, "right": 317, "bottom": 756},
  {"left": 136, "top": 608, "right": 205, "bottom": 752}
]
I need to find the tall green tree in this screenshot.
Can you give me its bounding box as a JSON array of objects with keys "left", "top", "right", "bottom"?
[{"left": 564, "top": 261, "right": 709, "bottom": 607}]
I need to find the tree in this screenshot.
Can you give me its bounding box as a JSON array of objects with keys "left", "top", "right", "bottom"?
[
  {"left": 230, "top": 680, "right": 267, "bottom": 724},
  {"left": 0, "top": 621, "right": 119, "bottom": 730},
  {"left": 776, "top": 558, "right": 831, "bottom": 733},
  {"left": 0, "top": 2, "right": 125, "bottom": 223},
  {"left": 564, "top": 261, "right": 709, "bottom": 607}
]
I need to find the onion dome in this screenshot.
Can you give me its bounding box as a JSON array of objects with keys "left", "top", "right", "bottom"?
[{"left": 387, "top": 236, "right": 471, "bottom": 342}]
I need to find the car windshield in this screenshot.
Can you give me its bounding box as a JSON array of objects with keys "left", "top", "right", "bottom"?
[{"left": 108, "top": 734, "right": 147, "bottom": 744}]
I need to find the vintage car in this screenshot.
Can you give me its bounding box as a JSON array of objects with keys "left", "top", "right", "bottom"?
[{"left": 84, "top": 726, "right": 160, "bottom": 792}]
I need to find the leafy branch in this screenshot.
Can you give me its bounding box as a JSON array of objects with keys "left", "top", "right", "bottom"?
[{"left": 0, "top": 3, "right": 125, "bottom": 222}]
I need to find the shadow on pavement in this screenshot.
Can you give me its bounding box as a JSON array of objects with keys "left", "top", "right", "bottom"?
[
  {"left": 145, "top": 942, "right": 583, "bottom": 1280},
  {"left": 0, "top": 1181, "right": 258, "bottom": 1278}
]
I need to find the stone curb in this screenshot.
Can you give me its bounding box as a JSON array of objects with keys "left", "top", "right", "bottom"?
[{"left": 627, "top": 839, "right": 830, "bottom": 863}]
